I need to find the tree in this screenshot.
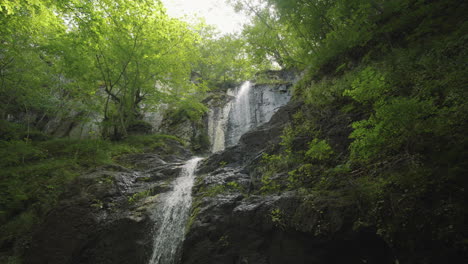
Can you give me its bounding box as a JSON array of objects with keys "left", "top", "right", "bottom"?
[
  {"left": 192, "top": 25, "right": 254, "bottom": 88},
  {"left": 64, "top": 0, "right": 201, "bottom": 139},
  {"left": 0, "top": 0, "right": 82, "bottom": 128},
  {"left": 230, "top": 0, "right": 302, "bottom": 68}
]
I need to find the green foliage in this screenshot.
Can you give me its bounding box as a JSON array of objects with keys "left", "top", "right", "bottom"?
[
  {"left": 0, "top": 0, "right": 220, "bottom": 142},
  {"left": 0, "top": 0, "right": 466, "bottom": 261},
  {"left": 351, "top": 175, "right": 388, "bottom": 209},
  {"left": 240, "top": 5, "right": 301, "bottom": 68},
  {"left": 201, "top": 185, "right": 226, "bottom": 197},
  {"left": 128, "top": 190, "right": 152, "bottom": 204},
  {"left": 279, "top": 124, "right": 295, "bottom": 154},
  {"left": 169, "top": 99, "right": 209, "bottom": 123},
  {"left": 0, "top": 156, "right": 79, "bottom": 246},
  {"left": 287, "top": 164, "right": 315, "bottom": 188},
  {"left": 349, "top": 97, "right": 436, "bottom": 162},
  {"left": 200, "top": 181, "right": 245, "bottom": 197},
  {"left": 260, "top": 173, "right": 282, "bottom": 194},
  {"left": 297, "top": 70, "right": 355, "bottom": 106},
  {"left": 0, "top": 120, "right": 50, "bottom": 142},
  {"left": 344, "top": 67, "right": 389, "bottom": 104},
  {"left": 226, "top": 181, "right": 241, "bottom": 190},
  {"left": 305, "top": 139, "right": 333, "bottom": 161},
  {"left": 261, "top": 153, "right": 290, "bottom": 172},
  {"left": 217, "top": 235, "right": 230, "bottom": 247},
  {"left": 270, "top": 208, "right": 286, "bottom": 230},
  {"left": 38, "top": 139, "right": 114, "bottom": 166},
  {"left": 90, "top": 199, "right": 104, "bottom": 209},
  {"left": 258, "top": 153, "right": 290, "bottom": 194},
  {"left": 235, "top": 1, "right": 468, "bottom": 259},
  {"left": 186, "top": 206, "right": 201, "bottom": 233},
  {"left": 66, "top": 0, "right": 203, "bottom": 138},
  {"left": 0, "top": 140, "right": 45, "bottom": 167},
  {"left": 192, "top": 28, "right": 255, "bottom": 87},
  {"left": 0, "top": 132, "right": 183, "bottom": 256}
]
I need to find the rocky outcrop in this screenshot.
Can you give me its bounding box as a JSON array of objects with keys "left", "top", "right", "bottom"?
[
  {"left": 199, "top": 100, "right": 299, "bottom": 173},
  {"left": 205, "top": 92, "right": 235, "bottom": 153},
  {"left": 205, "top": 70, "right": 295, "bottom": 153},
  {"left": 24, "top": 140, "right": 191, "bottom": 264},
  {"left": 183, "top": 192, "right": 394, "bottom": 264},
  {"left": 181, "top": 101, "right": 396, "bottom": 264}
]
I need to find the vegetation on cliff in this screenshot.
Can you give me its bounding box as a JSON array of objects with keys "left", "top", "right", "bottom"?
[
  {"left": 1, "top": 0, "right": 467, "bottom": 262},
  {"left": 235, "top": 0, "right": 467, "bottom": 262},
  {"left": 1, "top": 2, "right": 252, "bottom": 258}
]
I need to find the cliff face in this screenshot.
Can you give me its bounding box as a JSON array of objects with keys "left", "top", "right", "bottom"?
[
  {"left": 24, "top": 140, "right": 191, "bottom": 264},
  {"left": 180, "top": 100, "right": 395, "bottom": 264},
  {"left": 205, "top": 70, "right": 295, "bottom": 153}
]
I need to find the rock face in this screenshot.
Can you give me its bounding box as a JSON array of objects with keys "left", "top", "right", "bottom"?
[
  {"left": 24, "top": 140, "right": 191, "bottom": 264},
  {"left": 206, "top": 71, "right": 294, "bottom": 153},
  {"left": 205, "top": 91, "right": 236, "bottom": 153},
  {"left": 181, "top": 102, "right": 396, "bottom": 264},
  {"left": 22, "top": 70, "right": 394, "bottom": 264},
  {"left": 224, "top": 81, "right": 292, "bottom": 148}
]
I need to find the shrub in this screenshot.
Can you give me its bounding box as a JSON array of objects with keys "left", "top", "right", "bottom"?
[
  {"left": 349, "top": 97, "right": 436, "bottom": 162},
  {"left": 305, "top": 139, "right": 334, "bottom": 161},
  {"left": 0, "top": 140, "right": 45, "bottom": 167},
  {"left": 343, "top": 67, "right": 390, "bottom": 105}
]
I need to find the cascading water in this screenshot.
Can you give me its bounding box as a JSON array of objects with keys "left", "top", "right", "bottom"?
[
  {"left": 148, "top": 76, "right": 292, "bottom": 262},
  {"left": 148, "top": 157, "right": 202, "bottom": 264},
  {"left": 207, "top": 89, "right": 234, "bottom": 153},
  {"left": 225, "top": 81, "right": 252, "bottom": 146},
  {"left": 207, "top": 79, "right": 292, "bottom": 152}
]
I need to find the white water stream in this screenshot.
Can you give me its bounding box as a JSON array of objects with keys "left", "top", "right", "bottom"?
[
  {"left": 148, "top": 157, "right": 202, "bottom": 264},
  {"left": 225, "top": 81, "right": 252, "bottom": 147},
  {"left": 148, "top": 78, "right": 291, "bottom": 263},
  {"left": 208, "top": 80, "right": 291, "bottom": 152}
]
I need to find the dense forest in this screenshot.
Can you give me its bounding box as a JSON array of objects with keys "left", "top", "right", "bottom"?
[{"left": 1, "top": 0, "right": 467, "bottom": 263}]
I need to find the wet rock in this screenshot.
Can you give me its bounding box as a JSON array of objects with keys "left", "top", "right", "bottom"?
[
  {"left": 206, "top": 70, "right": 296, "bottom": 153},
  {"left": 199, "top": 100, "right": 301, "bottom": 174},
  {"left": 182, "top": 99, "right": 395, "bottom": 264},
  {"left": 24, "top": 148, "right": 191, "bottom": 264},
  {"left": 183, "top": 190, "right": 395, "bottom": 264}
]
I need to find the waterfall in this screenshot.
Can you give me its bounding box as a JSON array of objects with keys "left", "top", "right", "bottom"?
[
  {"left": 148, "top": 157, "right": 202, "bottom": 264},
  {"left": 207, "top": 96, "right": 233, "bottom": 153},
  {"left": 207, "top": 80, "right": 292, "bottom": 152},
  {"left": 225, "top": 81, "right": 253, "bottom": 147}
]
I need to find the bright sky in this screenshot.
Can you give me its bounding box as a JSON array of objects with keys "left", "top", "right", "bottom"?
[{"left": 160, "top": 0, "right": 250, "bottom": 34}]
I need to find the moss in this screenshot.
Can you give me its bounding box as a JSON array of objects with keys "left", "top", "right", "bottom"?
[
  {"left": 127, "top": 190, "right": 153, "bottom": 204},
  {"left": 198, "top": 181, "right": 247, "bottom": 198},
  {"left": 200, "top": 185, "right": 226, "bottom": 197},
  {"left": 217, "top": 235, "right": 230, "bottom": 247},
  {"left": 135, "top": 177, "right": 152, "bottom": 182},
  {"left": 0, "top": 132, "right": 188, "bottom": 258},
  {"left": 270, "top": 208, "right": 286, "bottom": 230},
  {"left": 185, "top": 206, "right": 201, "bottom": 234}
]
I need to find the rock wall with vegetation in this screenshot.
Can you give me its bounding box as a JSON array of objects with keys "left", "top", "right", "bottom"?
[
  {"left": 1, "top": 0, "right": 466, "bottom": 263},
  {"left": 182, "top": 0, "right": 468, "bottom": 263}
]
